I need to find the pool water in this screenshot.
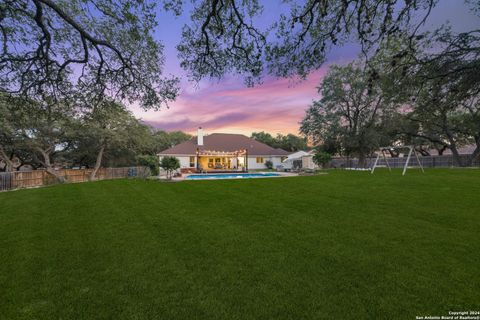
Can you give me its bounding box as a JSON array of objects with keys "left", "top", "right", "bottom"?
[{"left": 185, "top": 173, "right": 280, "bottom": 180}]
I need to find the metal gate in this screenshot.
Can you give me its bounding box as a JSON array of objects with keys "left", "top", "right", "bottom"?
[{"left": 0, "top": 172, "right": 13, "bottom": 191}]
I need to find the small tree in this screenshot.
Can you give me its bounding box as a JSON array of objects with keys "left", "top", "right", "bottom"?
[
  {"left": 81, "top": 100, "right": 142, "bottom": 180},
  {"left": 265, "top": 160, "right": 273, "bottom": 170},
  {"left": 136, "top": 155, "right": 159, "bottom": 176},
  {"left": 160, "top": 156, "right": 180, "bottom": 180},
  {"left": 313, "top": 152, "right": 332, "bottom": 169}
]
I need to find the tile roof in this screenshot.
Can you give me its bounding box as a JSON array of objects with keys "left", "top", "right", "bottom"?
[{"left": 159, "top": 133, "right": 290, "bottom": 156}]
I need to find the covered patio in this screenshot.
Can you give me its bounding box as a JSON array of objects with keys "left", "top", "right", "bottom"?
[{"left": 196, "top": 148, "right": 248, "bottom": 172}]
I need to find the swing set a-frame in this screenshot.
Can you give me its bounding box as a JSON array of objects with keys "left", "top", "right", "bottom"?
[{"left": 370, "top": 146, "right": 425, "bottom": 176}]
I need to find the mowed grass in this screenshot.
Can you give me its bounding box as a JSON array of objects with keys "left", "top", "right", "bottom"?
[{"left": 0, "top": 169, "right": 479, "bottom": 319}]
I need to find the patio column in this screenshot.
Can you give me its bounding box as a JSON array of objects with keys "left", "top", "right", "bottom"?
[{"left": 196, "top": 148, "right": 199, "bottom": 172}]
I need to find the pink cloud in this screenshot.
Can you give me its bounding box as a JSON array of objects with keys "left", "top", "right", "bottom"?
[{"left": 132, "top": 68, "right": 328, "bottom": 136}]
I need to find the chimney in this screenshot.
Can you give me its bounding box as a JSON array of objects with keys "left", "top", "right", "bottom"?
[{"left": 197, "top": 127, "right": 204, "bottom": 146}]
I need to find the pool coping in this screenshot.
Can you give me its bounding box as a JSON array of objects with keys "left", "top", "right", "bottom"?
[{"left": 176, "top": 171, "right": 298, "bottom": 181}]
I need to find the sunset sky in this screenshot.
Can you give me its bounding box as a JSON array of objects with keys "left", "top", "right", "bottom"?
[{"left": 132, "top": 1, "right": 478, "bottom": 136}]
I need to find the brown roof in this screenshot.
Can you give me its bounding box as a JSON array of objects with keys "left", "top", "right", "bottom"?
[{"left": 159, "top": 133, "right": 290, "bottom": 156}]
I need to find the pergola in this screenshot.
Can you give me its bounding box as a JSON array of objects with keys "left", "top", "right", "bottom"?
[{"left": 196, "top": 148, "right": 248, "bottom": 172}]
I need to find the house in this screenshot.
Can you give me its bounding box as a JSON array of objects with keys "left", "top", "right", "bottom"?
[{"left": 158, "top": 128, "right": 290, "bottom": 173}]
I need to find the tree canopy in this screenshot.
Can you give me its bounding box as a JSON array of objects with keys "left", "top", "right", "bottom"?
[
  {"left": 1, "top": 0, "right": 179, "bottom": 109},
  {"left": 2, "top": 0, "right": 441, "bottom": 99},
  {"left": 301, "top": 62, "right": 399, "bottom": 166},
  {"left": 251, "top": 131, "right": 307, "bottom": 152},
  {"left": 177, "top": 0, "right": 438, "bottom": 84},
  {"left": 299, "top": 0, "right": 480, "bottom": 166},
  {"left": 385, "top": 27, "right": 480, "bottom": 166},
  {"left": 0, "top": 94, "right": 191, "bottom": 173}
]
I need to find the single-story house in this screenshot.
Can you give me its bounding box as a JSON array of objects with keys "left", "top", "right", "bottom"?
[{"left": 158, "top": 128, "right": 290, "bottom": 173}]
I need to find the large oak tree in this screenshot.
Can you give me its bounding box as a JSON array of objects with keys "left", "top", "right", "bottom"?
[
  {"left": 300, "top": 63, "right": 398, "bottom": 166},
  {"left": 177, "top": 0, "right": 437, "bottom": 84},
  {"left": 1, "top": 0, "right": 179, "bottom": 109}
]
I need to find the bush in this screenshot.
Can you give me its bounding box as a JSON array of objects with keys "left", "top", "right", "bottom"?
[
  {"left": 265, "top": 160, "right": 273, "bottom": 169},
  {"left": 136, "top": 155, "right": 159, "bottom": 176},
  {"left": 312, "top": 151, "right": 332, "bottom": 168},
  {"left": 160, "top": 156, "right": 180, "bottom": 179}
]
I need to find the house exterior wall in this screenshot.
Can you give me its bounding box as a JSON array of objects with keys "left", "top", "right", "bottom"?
[
  {"left": 159, "top": 155, "right": 286, "bottom": 171},
  {"left": 247, "top": 156, "right": 285, "bottom": 169},
  {"left": 268, "top": 156, "right": 285, "bottom": 168},
  {"left": 158, "top": 155, "right": 194, "bottom": 170}
]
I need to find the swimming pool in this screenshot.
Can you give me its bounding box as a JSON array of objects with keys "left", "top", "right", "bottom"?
[{"left": 185, "top": 173, "right": 281, "bottom": 180}]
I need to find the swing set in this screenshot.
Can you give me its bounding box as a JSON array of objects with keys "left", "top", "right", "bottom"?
[{"left": 370, "top": 146, "right": 425, "bottom": 176}]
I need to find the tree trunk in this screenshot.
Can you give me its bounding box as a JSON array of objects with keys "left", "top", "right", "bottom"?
[
  {"left": 357, "top": 152, "right": 367, "bottom": 168},
  {"left": 0, "top": 146, "right": 15, "bottom": 172},
  {"left": 37, "top": 147, "right": 65, "bottom": 183},
  {"left": 448, "top": 143, "right": 465, "bottom": 167},
  {"left": 464, "top": 143, "right": 480, "bottom": 167},
  {"left": 437, "top": 145, "right": 447, "bottom": 156},
  {"left": 90, "top": 145, "right": 105, "bottom": 180},
  {"left": 415, "top": 147, "right": 430, "bottom": 156},
  {"left": 387, "top": 149, "right": 399, "bottom": 158}
]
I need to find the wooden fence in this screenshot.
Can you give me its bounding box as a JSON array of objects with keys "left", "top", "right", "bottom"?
[{"left": 0, "top": 166, "right": 150, "bottom": 192}]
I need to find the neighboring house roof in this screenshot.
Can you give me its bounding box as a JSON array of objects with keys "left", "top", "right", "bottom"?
[{"left": 159, "top": 133, "right": 290, "bottom": 156}]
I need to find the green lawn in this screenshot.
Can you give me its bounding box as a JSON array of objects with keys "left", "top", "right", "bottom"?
[{"left": 1, "top": 169, "right": 479, "bottom": 319}]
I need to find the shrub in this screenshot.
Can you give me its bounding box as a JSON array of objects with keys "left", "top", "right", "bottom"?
[
  {"left": 265, "top": 160, "right": 273, "bottom": 169},
  {"left": 136, "top": 155, "right": 159, "bottom": 176},
  {"left": 313, "top": 151, "right": 332, "bottom": 168},
  {"left": 160, "top": 156, "right": 180, "bottom": 179}
]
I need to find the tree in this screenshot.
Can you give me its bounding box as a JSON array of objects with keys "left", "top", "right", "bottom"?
[
  {"left": 251, "top": 132, "right": 276, "bottom": 148},
  {"left": 160, "top": 156, "right": 180, "bottom": 180},
  {"left": 136, "top": 155, "right": 159, "bottom": 176},
  {"left": 312, "top": 151, "right": 332, "bottom": 168},
  {"left": 264, "top": 160, "right": 273, "bottom": 170},
  {"left": 1, "top": 0, "right": 179, "bottom": 110},
  {"left": 12, "top": 96, "right": 77, "bottom": 182},
  {"left": 300, "top": 63, "right": 396, "bottom": 167},
  {"left": 377, "top": 27, "right": 480, "bottom": 166},
  {"left": 141, "top": 130, "right": 192, "bottom": 154},
  {"left": 79, "top": 100, "right": 150, "bottom": 180},
  {"left": 167, "top": 131, "right": 193, "bottom": 149},
  {"left": 3, "top": 0, "right": 470, "bottom": 94},
  {"left": 177, "top": 0, "right": 438, "bottom": 84},
  {"left": 275, "top": 134, "right": 307, "bottom": 152},
  {"left": 251, "top": 132, "right": 307, "bottom": 152},
  {"left": 314, "top": 136, "right": 342, "bottom": 156},
  {"left": 0, "top": 95, "right": 24, "bottom": 171},
  {"left": 410, "top": 29, "right": 480, "bottom": 166},
  {"left": 1, "top": 92, "right": 192, "bottom": 174}
]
